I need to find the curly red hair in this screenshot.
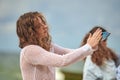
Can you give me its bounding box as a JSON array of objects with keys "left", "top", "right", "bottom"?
[{"left": 16, "top": 12, "right": 51, "bottom": 51}]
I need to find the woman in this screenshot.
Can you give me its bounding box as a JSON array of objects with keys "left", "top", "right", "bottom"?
[
  {"left": 81, "top": 26, "right": 118, "bottom": 80},
  {"left": 16, "top": 11, "right": 102, "bottom": 80}
]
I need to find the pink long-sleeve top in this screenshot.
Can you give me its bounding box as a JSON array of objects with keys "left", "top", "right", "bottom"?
[{"left": 20, "top": 43, "right": 93, "bottom": 80}]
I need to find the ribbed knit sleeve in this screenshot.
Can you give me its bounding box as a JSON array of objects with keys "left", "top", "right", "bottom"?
[
  {"left": 51, "top": 43, "right": 74, "bottom": 55},
  {"left": 23, "top": 44, "right": 93, "bottom": 67}
]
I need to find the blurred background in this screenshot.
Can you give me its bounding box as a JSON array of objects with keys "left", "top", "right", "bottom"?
[{"left": 0, "top": 0, "right": 120, "bottom": 80}]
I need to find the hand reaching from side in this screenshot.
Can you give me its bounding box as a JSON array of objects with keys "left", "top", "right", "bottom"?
[{"left": 87, "top": 28, "right": 102, "bottom": 49}]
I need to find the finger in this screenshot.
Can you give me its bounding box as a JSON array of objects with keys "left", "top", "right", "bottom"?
[
  {"left": 92, "top": 28, "right": 102, "bottom": 38},
  {"left": 96, "top": 36, "right": 102, "bottom": 44},
  {"left": 88, "top": 33, "right": 92, "bottom": 38},
  {"left": 94, "top": 29, "right": 102, "bottom": 37},
  {"left": 87, "top": 33, "right": 92, "bottom": 43},
  {"left": 96, "top": 31, "right": 102, "bottom": 40},
  {"left": 98, "top": 35, "right": 102, "bottom": 41}
]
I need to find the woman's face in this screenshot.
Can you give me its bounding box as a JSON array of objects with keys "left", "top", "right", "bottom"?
[{"left": 36, "top": 17, "right": 48, "bottom": 38}]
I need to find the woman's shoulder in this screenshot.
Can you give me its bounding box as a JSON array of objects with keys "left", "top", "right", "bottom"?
[
  {"left": 84, "top": 56, "right": 98, "bottom": 69},
  {"left": 22, "top": 45, "right": 42, "bottom": 51},
  {"left": 103, "top": 59, "right": 116, "bottom": 68},
  {"left": 84, "top": 56, "right": 102, "bottom": 74},
  {"left": 21, "top": 45, "right": 45, "bottom": 56}
]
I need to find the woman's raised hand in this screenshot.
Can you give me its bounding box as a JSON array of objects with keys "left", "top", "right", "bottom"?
[{"left": 87, "top": 28, "right": 102, "bottom": 49}]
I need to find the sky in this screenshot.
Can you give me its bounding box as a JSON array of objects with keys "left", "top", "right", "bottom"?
[{"left": 0, "top": 0, "right": 120, "bottom": 54}]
